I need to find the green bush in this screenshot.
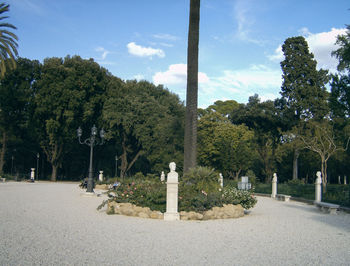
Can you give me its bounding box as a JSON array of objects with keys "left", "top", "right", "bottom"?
[
  {"left": 178, "top": 183, "right": 223, "bottom": 212},
  {"left": 108, "top": 179, "right": 166, "bottom": 212},
  {"left": 287, "top": 179, "right": 305, "bottom": 185},
  {"left": 222, "top": 186, "right": 257, "bottom": 209},
  {"left": 104, "top": 167, "right": 259, "bottom": 214},
  {"left": 182, "top": 166, "right": 220, "bottom": 193}
]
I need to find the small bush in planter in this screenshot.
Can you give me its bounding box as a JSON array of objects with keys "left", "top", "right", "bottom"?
[{"left": 222, "top": 186, "right": 257, "bottom": 209}]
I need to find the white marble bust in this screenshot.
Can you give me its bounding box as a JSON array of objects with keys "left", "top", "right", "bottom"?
[{"left": 167, "top": 162, "right": 178, "bottom": 183}]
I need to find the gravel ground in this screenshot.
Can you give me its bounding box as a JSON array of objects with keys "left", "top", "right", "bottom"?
[{"left": 0, "top": 182, "right": 349, "bottom": 266}]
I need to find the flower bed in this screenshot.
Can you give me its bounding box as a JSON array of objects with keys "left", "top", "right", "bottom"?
[{"left": 98, "top": 167, "right": 257, "bottom": 220}]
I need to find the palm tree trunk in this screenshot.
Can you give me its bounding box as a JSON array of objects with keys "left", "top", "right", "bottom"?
[{"left": 184, "top": 0, "right": 200, "bottom": 173}]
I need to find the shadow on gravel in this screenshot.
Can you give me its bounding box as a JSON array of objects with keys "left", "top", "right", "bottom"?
[
  {"left": 283, "top": 202, "right": 320, "bottom": 214},
  {"left": 285, "top": 203, "right": 350, "bottom": 232}
]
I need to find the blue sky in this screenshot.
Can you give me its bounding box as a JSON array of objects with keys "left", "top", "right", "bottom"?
[{"left": 7, "top": 0, "right": 349, "bottom": 107}]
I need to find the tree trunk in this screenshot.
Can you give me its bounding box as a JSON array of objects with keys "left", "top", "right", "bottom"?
[
  {"left": 0, "top": 132, "right": 7, "bottom": 174},
  {"left": 184, "top": 0, "right": 200, "bottom": 173},
  {"left": 51, "top": 164, "right": 57, "bottom": 182},
  {"left": 292, "top": 149, "right": 299, "bottom": 180},
  {"left": 321, "top": 156, "right": 327, "bottom": 190},
  {"left": 234, "top": 169, "right": 241, "bottom": 181},
  {"left": 120, "top": 138, "right": 128, "bottom": 179}
]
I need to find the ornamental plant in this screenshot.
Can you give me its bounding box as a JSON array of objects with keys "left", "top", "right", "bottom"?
[
  {"left": 222, "top": 186, "right": 257, "bottom": 210},
  {"left": 181, "top": 166, "right": 220, "bottom": 193},
  {"left": 99, "top": 168, "right": 258, "bottom": 213}
]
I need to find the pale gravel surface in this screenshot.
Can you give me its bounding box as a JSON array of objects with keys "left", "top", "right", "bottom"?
[{"left": 0, "top": 182, "right": 349, "bottom": 266}]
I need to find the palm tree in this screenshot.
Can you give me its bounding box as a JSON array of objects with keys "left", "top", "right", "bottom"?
[
  {"left": 0, "top": 3, "right": 18, "bottom": 77},
  {"left": 184, "top": 0, "right": 200, "bottom": 173}
]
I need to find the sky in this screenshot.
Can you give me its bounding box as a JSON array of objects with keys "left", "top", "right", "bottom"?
[{"left": 6, "top": 0, "right": 350, "bottom": 108}]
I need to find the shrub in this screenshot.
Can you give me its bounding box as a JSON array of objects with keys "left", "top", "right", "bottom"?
[
  {"left": 287, "top": 179, "right": 305, "bottom": 185},
  {"left": 222, "top": 186, "right": 257, "bottom": 209},
  {"left": 182, "top": 166, "right": 220, "bottom": 193},
  {"left": 178, "top": 183, "right": 223, "bottom": 212},
  {"left": 107, "top": 179, "right": 166, "bottom": 212}
]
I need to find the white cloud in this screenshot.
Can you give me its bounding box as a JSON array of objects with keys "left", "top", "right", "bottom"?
[
  {"left": 200, "top": 64, "right": 282, "bottom": 104},
  {"left": 233, "top": 0, "right": 263, "bottom": 45},
  {"left": 268, "top": 45, "right": 283, "bottom": 62},
  {"left": 153, "top": 33, "right": 179, "bottom": 41},
  {"left": 95, "top": 46, "right": 110, "bottom": 60},
  {"left": 153, "top": 63, "right": 209, "bottom": 86},
  {"left": 133, "top": 74, "right": 145, "bottom": 81},
  {"left": 268, "top": 28, "right": 347, "bottom": 72},
  {"left": 127, "top": 42, "right": 165, "bottom": 58},
  {"left": 304, "top": 27, "right": 346, "bottom": 72}
]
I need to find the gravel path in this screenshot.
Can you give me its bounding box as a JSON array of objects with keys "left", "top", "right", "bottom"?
[{"left": 0, "top": 182, "right": 349, "bottom": 266}]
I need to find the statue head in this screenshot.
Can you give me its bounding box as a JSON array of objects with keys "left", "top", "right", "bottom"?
[
  {"left": 169, "top": 162, "right": 176, "bottom": 172},
  {"left": 316, "top": 171, "right": 321, "bottom": 179}
]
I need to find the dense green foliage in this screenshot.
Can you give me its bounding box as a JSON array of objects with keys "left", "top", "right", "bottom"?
[
  {"left": 105, "top": 168, "right": 257, "bottom": 213},
  {"left": 0, "top": 27, "right": 349, "bottom": 191},
  {"left": 254, "top": 183, "right": 349, "bottom": 207}
]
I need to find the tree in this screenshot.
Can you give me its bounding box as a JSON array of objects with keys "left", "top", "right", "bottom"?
[
  {"left": 281, "top": 36, "right": 329, "bottom": 120},
  {"left": 103, "top": 79, "right": 184, "bottom": 178},
  {"left": 34, "top": 56, "right": 110, "bottom": 181},
  {"left": 0, "top": 58, "right": 40, "bottom": 174},
  {"left": 230, "top": 95, "right": 283, "bottom": 182},
  {"left": 299, "top": 120, "right": 349, "bottom": 189},
  {"left": 0, "top": 3, "right": 18, "bottom": 77},
  {"left": 332, "top": 24, "right": 350, "bottom": 72},
  {"left": 198, "top": 108, "right": 254, "bottom": 179},
  {"left": 280, "top": 36, "right": 330, "bottom": 181},
  {"left": 184, "top": 0, "right": 200, "bottom": 173}
]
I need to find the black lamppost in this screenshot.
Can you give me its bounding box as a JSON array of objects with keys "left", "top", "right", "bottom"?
[
  {"left": 77, "top": 125, "right": 105, "bottom": 193},
  {"left": 36, "top": 153, "right": 40, "bottom": 180},
  {"left": 11, "top": 155, "right": 14, "bottom": 176},
  {"left": 115, "top": 155, "right": 118, "bottom": 178}
]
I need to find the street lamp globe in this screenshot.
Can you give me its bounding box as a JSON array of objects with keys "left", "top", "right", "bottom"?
[{"left": 77, "top": 127, "right": 82, "bottom": 138}]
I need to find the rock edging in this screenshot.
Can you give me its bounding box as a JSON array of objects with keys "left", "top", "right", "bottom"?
[
  {"left": 107, "top": 202, "right": 164, "bottom": 219},
  {"left": 107, "top": 202, "right": 244, "bottom": 220}
]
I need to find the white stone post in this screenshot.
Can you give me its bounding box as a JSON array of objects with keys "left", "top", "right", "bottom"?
[
  {"left": 315, "top": 171, "right": 322, "bottom": 203},
  {"left": 344, "top": 176, "right": 347, "bottom": 185},
  {"left": 271, "top": 173, "right": 277, "bottom": 198},
  {"left": 219, "top": 173, "right": 224, "bottom": 188},
  {"left": 99, "top": 171, "right": 104, "bottom": 182},
  {"left": 160, "top": 171, "right": 165, "bottom": 182},
  {"left": 338, "top": 175, "right": 341, "bottom": 184},
  {"left": 30, "top": 168, "right": 35, "bottom": 181},
  {"left": 164, "top": 162, "right": 179, "bottom": 221}
]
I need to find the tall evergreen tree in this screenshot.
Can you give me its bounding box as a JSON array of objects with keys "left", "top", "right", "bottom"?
[
  {"left": 280, "top": 36, "right": 329, "bottom": 180},
  {"left": 332, "top": 24, "right": 350, "bottom": 72},
  {"left": 281, "top": 36, "right": 329, "bottom": 121},
  {"left": 184, "top": 0, "right": 200, "bottom": 173}
]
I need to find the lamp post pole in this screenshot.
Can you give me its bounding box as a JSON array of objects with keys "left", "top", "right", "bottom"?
[
  {"left": 11, "top": 155, "right": 14, "bottom": 176},
  {"left": 77, "top": 125, "right": 105, "bottom": 193},
  {"left": 36, "top": 153, "right": 40, "bottom": 180},
  {"left": 115, "top": 155, "right": 118, "bottom": 178}
]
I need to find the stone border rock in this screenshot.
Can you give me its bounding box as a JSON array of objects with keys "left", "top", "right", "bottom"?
[
  {"left": 107, "top": 201, "right": 244, "bottom": 220},
  {"left": 107, "top": 202, "right": 164, "bottom": 219}
]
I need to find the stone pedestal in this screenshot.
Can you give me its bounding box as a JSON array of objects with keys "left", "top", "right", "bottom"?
[
  {"left": 271, "top": 173, "right": 277, "bottom": 198},
  {"left": 164, "top": 162, "right": 179, "bottom": 221},
  {"left": 315, "top": 171, "right": 322, "bottom": 203},
  {"left": 99, "top": 171, "right": 104, "bottom": 182},
  {"left": 30, "top": 168, "right": 35, "bottom": 181}
]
